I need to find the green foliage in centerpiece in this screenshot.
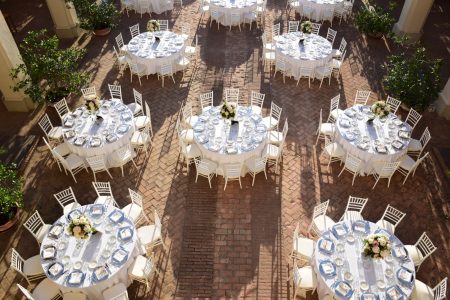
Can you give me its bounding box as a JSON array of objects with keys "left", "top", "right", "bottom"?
[
  {"left": 220, "top": 102, "right": 236, "bottom": 120},
  {"left": 300, "top": 21, "right": 312, "bottom": 34},
  {"left": 0, "top": 163, "right": 23, "bottom": 221},
  {"left": 363, "top": 234, "right": 391, "bottom": 259},
  {"left": 371, "top": 101, "right": 390, "bottom": 118},
  {"left": 147, "top": 20, "right": 161, "bottom": 32},
  {"left": 10, "top": 29, "right": 88, "bottom": 103}
]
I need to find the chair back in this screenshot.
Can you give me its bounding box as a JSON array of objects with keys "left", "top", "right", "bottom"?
[
  {"left": 326, "top": 28, "right": 337, "bottom": 46},
  {"left": 115, "top": 33, "right": 124, "bottom": 49},
  {"left": 386, "top": 96, "right": 401, "bottom": 114},
  {"left": 346, "top": 196, "right": 368, "bottom": 213},
  {"left": 10, "top": 248, "right": 25, "bottom": 276},
  {"left": 225, "top": 88, "right": 240, "bottom": 104},
  {"left": 160, "top": 63, "right": 173, "bottom": 76},
  {"left": 87, "top": 155, "right": 108, "bottom": 172},
  {"left": 381, "top": 204, "right": 406, "bottom": 228},
  {"left": 159, "top": 20, "right": 169, "bottom": 31},
  {"left": 92, "top": 181, "right": 113, "bottom": 197},
  {"left": 52, "top": 151, "right": 70, "bottom": 170},
  {"left": 224, "top": 163, "right": 242, "bottom": 178},
  {"left": 129, "top": 24, "right": 140, "bottom": 38},
  {"left": 272, "top": 23, "right": 280, "bottom": 39},
  {"left": 54, "top": 187, "right": 77, "bottom": 208},
  {"left": 154, "top": 210, "right": 162, "bottom": 229},
  {"left": 312, "top": 200, "right": 330, "bottom": 219},
  {"left": 182, "top": 103, "right": 193, "bottom": 121},
  {"left": 128, "top": 60, "right": 143, "bottom": 76},
  {"left": 288, "top": 21, "right": 299, "bottom": 33},
  {"left": 81, "top": 86, "right": 97, "bottom": 100},
  {"left": 270, "top": 102, "right": 283, "bottom": 125},
  {"left": 275, "top": 58, "right": 287, "bottom": 71},
  {"left": 376, "top": 161, "right": 400, "bottom": 177},
  {"left": 251, "top": 91, "right": 265, "bottom": 109},
  {"left": 143, "top": 257, "right": 155, "bottom": 277},
  {"left": 109, "top": 84, "right": 123, "bottom": 102},
  {"left": 133, "top": 88, "right": 143, "bottom": 107},
  {"left": 311, "top": 22, "right": 321, "bottom": 35},
  {"left": 420, "top": 127, "right": 431, "bottom": 148},
  {"left": 299, "top": 64, "right": 315, "bottom": 77},
  {"left": 281, "top": 118, "right": 289, "bottom": 140},
  {"left": 406, "top": 108, "right": 422, "bottom": 129},
  {"left": 415, "top": 232, "right": 437, "bottom": 260},
  {"left": 433, "top": 277, "right": 448, "bottom": 300},
  {"left": 253, "top": 156, "right": 267, "bottom": 172},
  {"left": 194, "top": 158, "right": 214, "bottom": 176},
  {"left": 128, "top": 188, "right": 143, "bottom": 207},
  {"left": 354, "top": 90, "right": 371, "bottom": 106},
  {"left": 329, "top": 94, "right": 340, "bottom": 120},
  {"left": 411, "top": 152, "right": 429, "bottom": 173},
  {"left": 200, "top": 91, "right": 214, "bottom": 110},
  {"left": 338, "top": 37, "right": 347, "bottom": 53},
  {"left": 24, "top": 211, "right": 45, "bottom": 239},
  {"left": 230, "top": 13, "right": 240, "bottom": 25},
  {"left": 38, "top": 114, "right": 53, "bottom": 136},
  {"left": 55, "top": 98, "right": 69, "bottom": 120}
]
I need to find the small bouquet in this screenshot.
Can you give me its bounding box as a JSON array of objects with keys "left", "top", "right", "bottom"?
[
  {"left": 147, "top": 20, "right": 160, "bottom": 32},
  {"left": 85, "top": 96, "right": 100, "bottom": 114},
  {"left": 363, "top": 234, "right": 391, "bottom": 259},
  {"left": 371, "top": 101, "right": 390, "bottom": 118},
  {"left": 220, "top": 102, "right": 236, "bottom": 120},
  {"left": 67, "top": 215, "right": 97, "bottom": 239},
  {"left": 300, "top": 21, "right": 312, "bottom": 34}
]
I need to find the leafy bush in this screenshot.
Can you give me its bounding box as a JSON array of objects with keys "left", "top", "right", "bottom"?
[
  {"left": 0, "top": 163, "right": 23, "bottom": 221},
  {"left": 70, "top": 0, "right": 120, "bottom": 31},
  {"left": 383, "top": 47, "right": 442, "bottom": 111},
  {"left": 355, "top": 4, "right": 395, "bottom": 37},
  {"left": 10, "top": 29, "right": 88, "bottom": 103}
]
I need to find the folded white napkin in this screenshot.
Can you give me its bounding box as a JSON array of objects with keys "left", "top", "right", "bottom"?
[
  {"left": 49, "top": 263, "right": 62, "bottom": 275},
  {"left": 69, "top": 272, "right": 82, "bottom": 285},
  {"left": 43, "top": 247, "right": 56, "bottom": 259},
  {"left": 336, "top": 282, "right": 350, "bottom": 294}
]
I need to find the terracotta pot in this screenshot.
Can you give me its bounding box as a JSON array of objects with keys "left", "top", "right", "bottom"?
[
  {"left": 93, "top": 28, "right": 111, "bottom": 36},
  {"left": 0, "top": 208, "right": 22, "bottom": 232}
]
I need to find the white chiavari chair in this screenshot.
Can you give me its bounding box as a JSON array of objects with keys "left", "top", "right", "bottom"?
[
  {"left": 182, "top": 103, "right": 199, "bottom": 128},
  {"left": 273, "top": 58, "right": 288, "bottom": 83},
  {"left": 268, "top": 117, "right": 288, "bottom": 146},
  {"left": 185, "top": 34, "right": 198, "bottom": 57},
  {"left": 339, "top": 196, "right": 368, "bottom": 222},
  {"left": 128, "top": 60, "right": 147, "bottom": 86},
  {"left": 307, "top": 200, "right": 336, "bottom": 236},
  {"left": 296, "top": 63, "right": 315, "bottom": 88},
  {"left": 404, "top": 232, "right": 437, "bottom": 271},
  {"left": 288, "top": 20, "right": 299, "bottom": 33},
  {"left": 158, "top": 63, "right": 175, "bottom": 87},
  {"left": 322, "top": 8, "right": 334, "bottom": 25},
  {"left": 122, "top": 188, "right": 151, "bottom": 224},
  {"left": 17, "top": 280, "right": 62, "bottom": 300},
  {"left": 42, "top": 137, "right": 71, "bottom": 172},
  {"left": 272, "top": 22, "right": 281, "bottom": 41},
  {"left": 328, "top": 94, "right": 343, "bottom": 122},
  {"left": 135, "top": 101, "right": 152, "bottom": 132},
  {"left": 102, "top": 283, "right": 129, "bottom": 300},
  {"left": 405, "top": 107, "right": 422, "bottom": 130},
  {"left": 115, "top": 33, "right": 125, "bottom": 51},
  {"left": 200, "top": 91, "right": 214, "bottom": 112},
  {"left": 315, "top": 109, "right": 335, "bottom": 145},
  {"left": 210, "top": 7, "right": 224, "bottom": 30},
  {"left": 81, "top": 86, "right": 96, "bottom": 100},
  {"left": 338, "top": 153, "right": 362, "bottom": 186},
  {"left": 10, "top": 248, "right": 46, "bottom": 284},
  {"left": 128, "top": 254, "right": 157, "bottom": 289},
  {"left": 129, "top": 24, "right": 140, "bottom": 38},
  {"left": 333, "top": 5, "right": 347, "bottom": 24},
  {"left": 180, "top": 139, "right": 201, "bottom": 171},
  {"left": 136, "top": 210, "right": 166, "bottom": 252},
  {"left": 53, "top": 186, "right": 81, "bottom": 215},
  {"left": 243, "top": 9, "right": 258, "bottom": 30},
  {"left": 397, "top": 152, "right": 429, "bottom": 184},
  {"left": 39, "top": 114, "right": 63, "bottom": 142},
  {"left": 131, "top": 121, "right": 153, "bottom": 156},
  {"left": 262, "top": 101, "right": 282, "bottom": 130},
  {"left": 315, "top": 63, "right": 333, "bottom": 88},
  {"left": 159, "top": 19, "right": 169, "bottom": 31},
  {"left": 199, "top": 0, "right": 210, "bottom": 22},
  {"left": 53, "top": 151, "right": 87, "bottom": 183},
  {"left": 108, "top": 84, "right": 123, "bottom": 102},
  {"left": 128, "top": 88, "right": 143, "bottom": 116},
  {"left": 411, "top": 277, "right": 447, "bottom": 300},
  {"left": 265, "top": 138, "right": 284, "bottom": 173},
  {"left": 326, "top": 28, "right": 337, "bottom": 46},
  {"left": 223, "top": 163, "right": 242, "bottom": 190},
  {"left": 23, "top": 211, "right": 51, "bottom": 245},
  {"left": 138, "top": 0, "right": 151, "bottom": 18},
  {"left": 311, "top": 22, "right": 321, "bottom": 35},
  {"left": 229, "top": 13, "right": 242, "bottom": 31},
  {"left": 291, "top": 264, "right": 317, "bottom": 299},
  {"left": 176, "top": 113, "right": 194, "bottom": 144},
  {"left": 354, "top": 90, "right": 371, "bottom": 106},
  {"left": 386, "top": 95, "right": 401, "bottom": 114},
  {"left": 250, "top": 91, "right": 265, "bottom": 115},
  {"left": 332, "top": 37, "right": 347, "bottom": 58},
  {"left": 115, "top": 144, "right": 138, "bottom": 176},
  {"left": 120, "top": 0, "right": 133, "bottom": 17},
  {"left": 332, "top": 49, "right": 346, "bottom": 77},
  {"left": 321, "top": 135, "right": 345, "bottom": 170},
  {"left": 194, "top": 158, "right": 217, "bottom": 188},
  {"left": 371, "top": 160, "right": 400, "bottom": 189},
  {"left": 375, "top": 204, "right": 406, "bottom": 234},
  {"left": 290, "top": 222, "right": 315, "bottom": 262},
  {"left": 54, "top": 98, "right": 70, "bottom": 121},
  {"left": 93, "top": 181, "right": 118, "bottom": 207},
  {"left": 245, "top": 156, "right": 268, "bottom": 186},
  {"left": 113, "top": 45, "right": 127, "bottom": 71},
  {"left": 86, "top": 155, "right": 113, "bottom": 181},
  {"left": 224, "top": 88, "right": 240, "bottom": 107}
]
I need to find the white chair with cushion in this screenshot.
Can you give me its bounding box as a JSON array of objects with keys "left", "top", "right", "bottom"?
[
  {"left": 86, "top": 155, "right": 113, "bottom": 181},
  {"left": 291, "top": 265, "right": 317, "bottom": 299},
  {"left": 404, "top": 232, "right": 437, "bottom": 271},
  {"left": 159, "top": 20, "right": 169, "bottom": 31},
  {"left": 200, "top": 91, "right": 214, "bottom": 112},
  {"left": 128, "top": 60, "right": 147, "bottom": 86},
  {"left": 53, "top": 151, "right": 87, "bottom": 183},
  {"left": 53, "top": 186, "right": 81, "bottom": 215},
  {"left": 268, "top": 118, "right": 288, "bottom": 146},
  {"left": 397, "top": 152, "right": 429, "bottom": 184},
  {"left": 288, "top": 20, "right": 299, "bottom": 33},
  {"left": 262, "top": 101, "right": 282, "bottom": 130},
  {"left": 112, "top": 46, "right": 127, "bottom": 70},
  {"left": 311, "top": 22, "right": 321, "bottom": 35},
  {"left": 386, "top": 95, "right": 401, "bottom": 114},
  {"left": 338, "top": 153, "right": 362, "bottom": 186},
  {"left": 81, "top": 86, "right": 96, "bottom": 100},
  {"left": 136, "top": 210, "right": 166, "bottom": 253},
  {"left": 322, "top": 8, "right": 334, "bottom": 26},
  {"left": 102, "top": 283, "right": 129, "bottom": 300},
  {"left": 408, "top": 127, "right": 430, "bottom": 157},
  {"left": 331, "top": 50, "right": 346, "bottom": 77},
  {"left": 182, "top": 103, "right": 199, "bottom": 128},
  {"left": 131, "top": 122, "right": 153, "bottom": 156},
  {"left": 39, "top": 114, "right": 63, "bottom": 143},
  {"left": 108, "top": 84, "right": 123, "bottom": 102},
  {"left": 158, "top": 63, "right": 175, "bottom": 88},
  {"left": 180, "top": 139, "right": 201, "bottom": 171},
  {"left": 23, "top": 211, "right": 51, "bottom": 246},
  {"left": 223, "top": 163, "right": 242, "bottom": 190},
  {"left": 194, "top": 158, "right": 217, "bottom": 188},
  {"left": 245, "top": 156, "right": 268, "bottom": 186},
  {"left": 328, "top": 94, "right": 343, "bottom": 122},
  {"left": 273, "top": 58, "right": 288, "bottom": 83},
  {"left": 405, "top": 107, "right": 422, "bottom": 130},
  {"left": 308, "top": 200, "right": 335, "bottom": 236},
  {"left": 129, "top": 23, "right": 140, "bottom": 38},
  {"left": 54, "top": 97, "right": 70, "bottom": 122},
  {"left": 265, "top": 139, "right": 284, "bottom": 173},
  {"left": 332, "top": 37, "right": 347, "bottom": 58},
  {"left": 93, "top": 181, "right": 118, "bottom": 207},
  {"left": 224, "top": 88, "right": 240, "bottom": 106},
  {"left": 250, "top": 91, "right": 265, "bottom": 115},
  {"left": 354, "top": 90, "right": 371, "bottom": 106},
  {"left": 17, "top": 280, "right": 62, "bottom": 300},
  {"left": 128, "top": 254, "right": 158, "bottom": 289},
  {"left": 115, "top": 144, "right": 138, "bottom": 177},
  {"left": 375, "top": 204, "right": 406, "bottom": 234},
  {"left": 339, "top": 195, "right": 368, "bottom": 222},
  {"left": 411, "top": 277, "right": 447, "bottom": 300},
  {"left": 290, "top": 223, "right": 314, "bottom": 262},
  {"left": 371, "top": 161, "right": 400, "bottom": 189},
  {"left": 134, "top": 102, "right": 152, "bottom": 132},
  {"left": 43, "top": 137, "right": 71, "bottom": 172},
  {"left": 321, "top": 135, "right": 345, "bottom": 170},
  {"left": 122, "top": 188, "right": 151, "bottom": 225},
  {"left": 315, "top": 63, "right": 333, "bottom": 88},
  {"left": 127, "top": 88, "right": 143, "bottom": 116},
  {"left": 296, "top": 63, "right": 315, "bottom": 88},
  {"left": 176, "top": 114, "right": 194, "bottom": 144},
  {"left": 315, "top": 109, "right": 335, "bottom": 145},
  {"left": 115, "top": 33, "right": 125, "bottom": 51},
  {"left": 326, "top": 28, "right": 337, "bottom": 46},
  {"left": 10, "top": 248, "right": 45, "bottom": 284}
]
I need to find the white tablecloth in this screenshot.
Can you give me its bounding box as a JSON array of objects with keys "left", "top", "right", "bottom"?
[
  {"left": 193, "top": 106, "right": 267, "bottom": 176},
  {"left": 313, "top": 221, "right": 415, "bottom": 300},
  {"left": 275, "top": 33, "right": 333, "bottom": 79},
  {"left": 129, "top": 0, "right": 173, "bottom": 14},
  {"left": 209, "top": 0, "right": 257, "bottom": 26},
  {"left": 125, "top": 31, "right": 185, "bottom": 76},
  {"left": 40, "top": 205, "right": 140, "bottom": 300},
  {"left": 297, "top": 0, "right": 344, "bottom": 21},
  {"left": 62, "top": 100, "right": 135, "bottom": 168},
  {"left": 335, "top": 105, "right": 411, "bottom": 175}
]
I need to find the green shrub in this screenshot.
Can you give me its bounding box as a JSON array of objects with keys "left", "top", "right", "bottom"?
[
  {"left": 70, "top": 0, "right": 120, "bottom": 31},
  {"left": 0, "top": 163, "right": 23, "bottom": 221},
  {"left": 355, "top": 4, "right": 395, "bottom": 37}
]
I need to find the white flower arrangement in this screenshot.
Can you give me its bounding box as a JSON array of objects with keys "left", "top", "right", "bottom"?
[
  {"left": 67, "top": 215, "right": 96, "bottom": 239},
  {"left": 363, "top": 234, "right": 391, "bottom": 259},
  {"left": 85, "top": 96, "right": 100, "bottom": 114},
  {"left": 147, "top": 20, "right": 160, "bottom": 32},
  {"left": 220, "top": 102, "right": 236, "bottom": 120},
  {"left": 300, "top": 21, "right": 313, "bottom": 34},
  {"left": 371, "top": 101, "right": 391, "bottom": 118}
]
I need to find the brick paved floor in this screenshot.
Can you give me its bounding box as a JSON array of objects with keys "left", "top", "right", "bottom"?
[{"left": 0, "top": 0, "right": 449, "bottom": 299}]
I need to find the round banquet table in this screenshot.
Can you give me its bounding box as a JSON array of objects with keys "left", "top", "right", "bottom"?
[
  {"left": 40, "top": 204, "right": 141, "bottom": 300},
  {"left": 62, "top": 100, "right": 135, "bottom": 168},
  {"left": 209, "top": 0, "right": 257, "bottom": 26},
  {"left": 297, "top": 0, "right": 344, "bottom": 21},
  {"left": 192, "top": 106, "right": 268, "bottom": 176},
  {"left": 129, "top": 0, "right": 173, "bottom": 15},
  {"left": 313, "top": 220, "right": 416, "bottom": 300},
  {"left": 125, "top": 31, "right": 185, "bottom": 76},
  {"left": 335, "top": 105, "right": 411, "bottom": 175},
  {"left": 274, "top": 32, "right": 333, "bottom": 80}
]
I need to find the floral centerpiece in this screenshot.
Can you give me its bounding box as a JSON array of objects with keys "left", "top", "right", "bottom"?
[
  {"left": 300, "top": 21, "right": 312, "bottom": 34},
  {"left": 67, "top": 215, "right": 97, "bottom": 239},
  {"left": 147, "top": 20, "right": 160, "bottom": 32},
  {"left": 371, "top": 101, "right": 390, "bottom": 119},
  {"left": 362, "top": 234, "right": 391, "bottom": 259},
  {"left": 85, "top": 96, "right": 101, "bottom": 114},
  {"left": 220, "top": 102, "right": 236, "bottom": 120}
]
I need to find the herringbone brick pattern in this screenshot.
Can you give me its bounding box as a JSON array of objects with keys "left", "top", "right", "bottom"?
[{"left": 0, "top": 0, "right": 449, "bottom": 299}]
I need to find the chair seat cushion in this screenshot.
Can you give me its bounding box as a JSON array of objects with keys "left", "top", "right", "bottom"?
[
  {"left": 295, "top": 266, "right": 317, "bottom": 289},
  {"left": 375, "top": 219, "right": 395, "bottom": 234},
  {"left": 128, "top": 255, "right": 153, "bottom": 278},
  {"left": 400, "top": 155, "right": 415, "bottom": 171},
  {"left": 36, "top": 224, "right": 51, "bottom": 243},
  {"left": 185, "top": 116, "right": 199, "bottom": 128},
  {"left": 265, "top": 144, "right": 280, "bottom": 159},
  {"left": 185, "top": 144, "right": 202, "bottom": 159},
  {"left": 342, "top": 211, "right": 363, "bottom": 222},
  {"left": 411, "top": 280, "right": 434, "bottom": 300},
  {"left": 122, "top": 203, "right": 143, "bottom": 223},
  {"left": 24, "top": 255, "right": 44, "bottom": 276},
  {"left": 54, "top": 143, "right": 71, "bottom": 157},
  {"left": 315, "top": 66, "right": 331, "bottom": 77},
  {"left": 127, "top": 103, "right": 142, "bottom": 115},
  {"left": 407, "top": 138, "right": 422, "bottom": 152},
  {"left": 313, "top": 215, "right": 336, "bottom": 234},
  {"left": 179, "top": 129, "right": 194, "bottom": 143},
  {"left": 33, "top": 278, "right": 61, "bottom": 299},
  {"left": 137, "top": 225, "right": 161, "bottom": 246},
  {"left": 103, "top": 283, "right": 127, "bottom": 299},
  {"left": 134, "top": 116, "right": 150, "bottom": 129},
  {"left": 48, "top": 126, "right": 63, "bottom": 140},
  {"left": 404, "top": 245, "right": 424, "bottom": 266},
  {"left": 63, "top": 292, "right": 87, "bottom": 300},
  {"left": 293, "top": 237, "right": 314, "bottom": 258},
  {"left": 330, "top": 108, "right": 343, "bottom": 120},
  {"left": 65, "top": 154, "right": 85, "bottom": 169},
  {"left": 332, "top": 49, "right": 342, "bottom": 58},
  {"left": 324, "top": 142, "right": 344, "bottom": 158},
  {"left": 320, "top": 123, "right": 335, "bottom": 135},
  {"left": 250, "top": 105, "right": 262, "bottom": 115},
  {"left": 200, "top": 158, "right": 218, "bottom": 174},
  {"left": 262, "top": 116, "right": 279, "bottom": 129},
  {"left": 63, "top": 202, "right": 81, "bottom": 215},
  {"left": 332, "top": 59, "right": 342, "bottom": 69},
  {"left": 268, "top": 130, "right": 283, "bottom": 144},
  {"left": 131, "top": 131, "right": 150, "bottom": 145},
  {"left": 244, "top": 157, "right": 264, "bottom": 173}
]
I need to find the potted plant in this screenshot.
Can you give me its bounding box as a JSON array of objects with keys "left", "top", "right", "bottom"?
[
  {"left": 383, "top": 47, "right": 442, "bottom": 111},
  {"left": 10, "top": 29, "right": 89, "bottom": 104},
  {"left": 0, "top": 162, "right": 24, "bottom": 232},
  {"left": 354, "top": 3, "right": 395, "bottom": 38},
  {"left": 69, "top": 0, "right": 120, "bottom": 36}
]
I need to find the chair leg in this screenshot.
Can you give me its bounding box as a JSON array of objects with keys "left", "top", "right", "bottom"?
[
  {"left": 352, "top": 172, "right": 358, "bottom": 186},
  {"left": 372, "top": 175, "right": 379, "bottom": 189},
  {"left": 223, "top": 178, "right": 227, "bottom": 191},
  {"left": 239, "top": 177, "right": 242, "bottom": 188}
]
